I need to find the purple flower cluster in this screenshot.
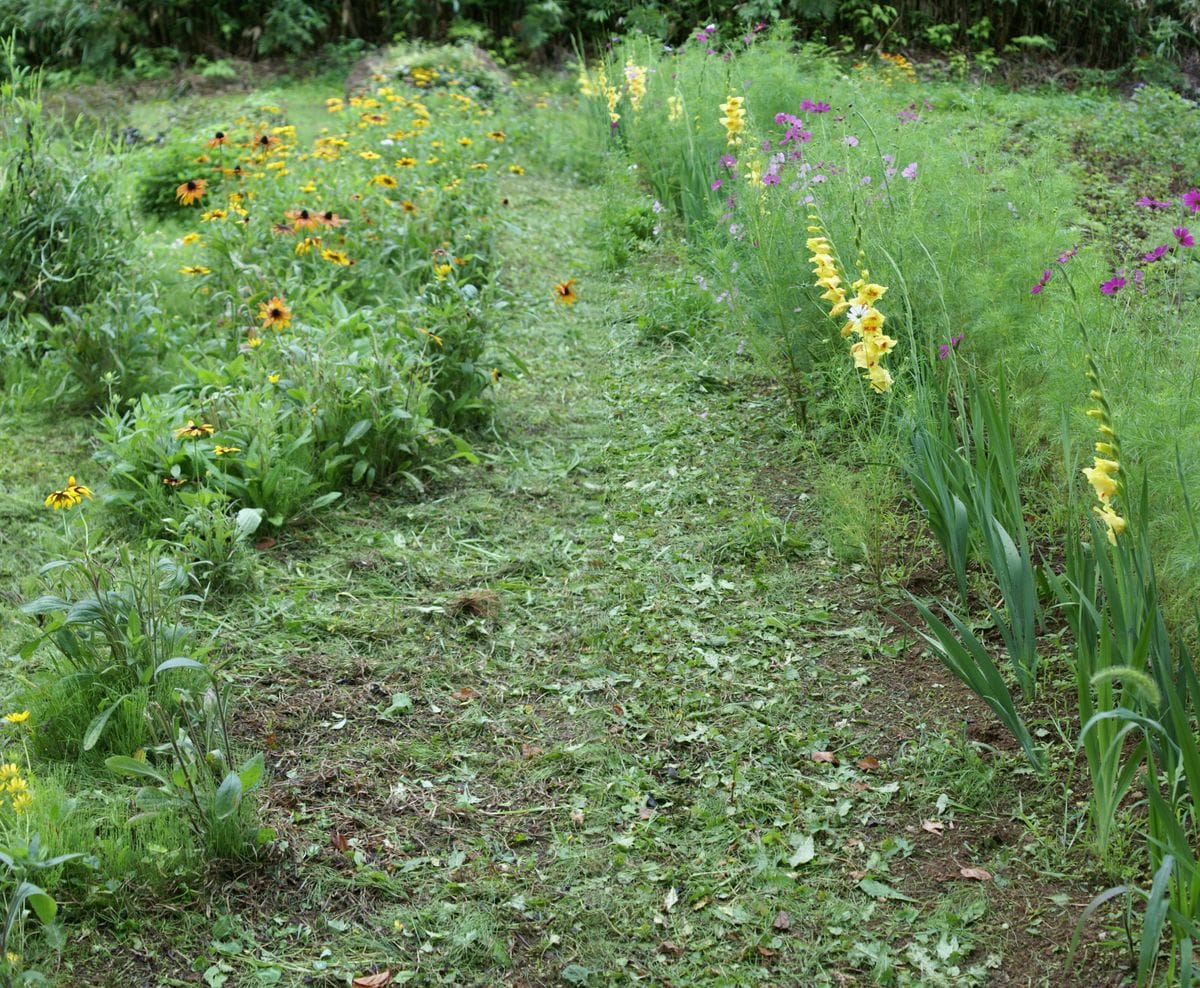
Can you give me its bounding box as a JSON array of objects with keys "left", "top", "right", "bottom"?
[
  {"left": 772, "top": 112, "right": 812, "bottom": 146},
  {"left": 1098, "top": 190, "right": 1198, "bottom": 295},
  {"left": 1029, "top": 269, "right": 1052, "bottom": 295},
  {"left": 938, "top": 334, "right": 965, "bottom": 359},
  {"left": 799, "top": 99, "right": 831, "bottom": 114}
]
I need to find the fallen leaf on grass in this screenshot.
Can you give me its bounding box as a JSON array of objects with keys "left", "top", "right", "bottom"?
[
  {"left": 773, "top": 910, "right": 792, "bottom": 931},
  {"left": 569, "top": 808, "right": 585, "bottom": 824},
  {"left": 450, "top": 687, "right": 477, "bottom": 703},
  {"left": 811, "top": 751, "right": 839, "bottom": 765},
  {"left": 520, "top": 743, "right": 544, "bottom": 760},
  {"left": 659, "top": 940, "right": 684, "bottom": 957},
  {"left": 921, "top": 820, "right": 945, "bottom": 835},
  {"left": 858, "top": 877, "right": 916, "bottom": 902},
  {"left": 254, "top": 536, "right": 277, "bottom": 551},
  {"left": 856, "top": 756, "right": 880, "bottom": 770},
  {"left": 959, "top": 866, "right": 993, "bottom": 882},
  {"left": 331, "top": 832, "right": 349, "bottom": 853},
  {"left": 756, "top": 945, "right": 777, "bottom": 958},
  {"left": 663, "top": 887, "right": 679, "bottom": 913},
  {"left": 352, "top": 973, "right": 392, "bottom": 988},
  {"left": 638, "top": 806, "right": 654, "bottom": 820}
]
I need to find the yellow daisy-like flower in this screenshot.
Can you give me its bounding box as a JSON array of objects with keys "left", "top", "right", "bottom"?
[
  {"left": 10, "top": 791, "right": 31, "bottom": 814},
  {"left": 44, "top": 476, "right": 89, "bottom": 510},
  {"left": 359, "top": 151, "right": 381, "bottom": 160},
  {"left": 181, "top": 232, "right": 201, "bottom": 246},
  {"left": 321, "top": 249, "right": 353, "bottom": 266},
  {"left": 175, "top": 178, "right": 207, "bottom": 206},
  {"left": 258, "top": 295, "right": 293, "bottom": 330},
  {"left": 396, "top": 157, "right": 417, "bottom": 168},
  {"left": 180, "top": 266, "right": 211, "bottom": 276},
  {"left": 200, "top": 208, "right": 227, "bottom": 222},
  {"left": 213, "top": 445, "right": 241, "bottom": 456},
  {"left": 508, "top": 164, "right": 525, "bottom": 175},
  {"left": 553, "top": 279, "right": 578, "bottom": 305},
  {"left": 0, "top": 763, "right": 20, "bottom": 780},
  {"left": 174, "top": 420, "right": 215, "bottom": 439},
  {"left": 487, "top": 130, "right": 506, "bottom": 141},
  {"left": 3, "top": 711, "right": 30, "bottom": 724},
  {"left": 372, "top": 174, "right": 398, "bottom": 188}
]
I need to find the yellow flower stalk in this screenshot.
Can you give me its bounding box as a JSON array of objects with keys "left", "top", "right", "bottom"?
[
  {"left": 624, "top": 60, "right": 647, "bottom": 112},
  {"left": 667, "top": 95, "right": 682, "bottom": 122},
  {"left": 807, "top": 214, "right": 896, "bottom": 393},
  {"left": 719, "top": 95, "right": 746, "bottom": 146},
  {"left": 1081, "top": 359, "right": 1126, "bottom": 544}
]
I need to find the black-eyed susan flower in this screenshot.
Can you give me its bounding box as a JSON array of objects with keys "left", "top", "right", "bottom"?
[
  {"left": 213, "top": 445, "right": 241, "bottom": 456},
  {"left": 487, "top": 130, "right": 506, "bottom": 142},
  {"left": 508, "top": 164, "right": 525, "bottom": 175},
  {"left": 400, "top": 200, "right": 418, "bottom": 214},
  {"left": 207, "top": 131, "right": 230, "bottom": 148},
  {"left": 372, "top": 174, "right": 398, "bottom": 188},
  {"left": 321, "top": 249, "right": 352, "bottom": 266},
  {"left": 180, "top": 265, "right": 211, "bottom": 275},
  {"left": 176, "top": 178, "right": 208, "bottom": 205},
  {"left": 553, "top": 279, "right": 578, "bottom": 305},
  {"left": 258, "top": 296, "right": 292, "bottom": 330},
  {"left": 318, "top": 210, "right": 347, "bottom": 228},
  {"left": 284, "top": 207, "right": 319, "bottom": 229},
  {"left": 181, "top": 232, "right": 202, "bottom": 246},
  {"left": 65, "top": 477, "right": 92, "bottom": 501},
  {"left": 174, "top": 420, "right": 215, "bottom": 439},
  {"left": 396, "top": 156, "right": 417, "bottom": 168},
  {"left": 200, "top": 208, "right": 227, "bottom": 222},
  {"left": 44, "top": 482, "right": 80, "bottom": 510},
  {"left": 296, "top": 236, "right": 322, "bottom": 255}
]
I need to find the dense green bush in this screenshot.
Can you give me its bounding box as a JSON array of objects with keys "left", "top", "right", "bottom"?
[
  {"left": 0, "top": 43, "right": 134, "bottom": 358},
  {"left": 1, "top": 0, "right": 1197, "bottom": 75}
]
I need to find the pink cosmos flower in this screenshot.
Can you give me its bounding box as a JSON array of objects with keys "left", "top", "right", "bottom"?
[
  {"left": 1100, "top": 276, "right": 1126, "bottom": 295},
  {"left": 1174, "top": 226, "right": 1195, "bottom": 247},
  {"left": 1183, "top": 188, "right": 1200, "bottom": 213}
]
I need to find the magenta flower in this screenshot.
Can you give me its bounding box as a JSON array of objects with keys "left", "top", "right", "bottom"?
[
  {"left": 901, "top": 162, "right": 918, "bottom": 180},
  {"left": 1100, "top": 276, "right": 1126, "bottom": 295},
  {"left": 1142, "top": 244, "right": 1170, "bottom": 263},
  {"left": 844, "top": 135, "right": 859, "bottom": 147},
  {"left": 1135, "top": 196, "right": 1173, "bottom": 210},
  {"left": 762, "top": 173, "right": 780, "bottom": 186},
  {"left": 1057, "top": 245, "right": 1079, "bottom": 264},
  {"left": 937, "top": 333, "right": 965, "bottom": 359},
  {"left": 1175, "top": 226, "right": 1195, "bottom": 247},
  {"left": 710, "top": 179, "right": 722, "bottom": 191},
  {"left": 1030, "top": 269, "right": 1052, "bottom": 295},
  {"left": 719, "top": 154, "right": 737, "bottom": 169},
  {"left": 1183, "top": 188, "right": 1200, "bottom": 213},
  {"left": 799, "top": 100, "right": 830, "bottom": 114}
]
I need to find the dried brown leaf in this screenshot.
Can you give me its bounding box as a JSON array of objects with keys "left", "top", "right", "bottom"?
[
  {"left": 811, "top": 751, "right": 839, "bottom": 765},
  {"left": 959, "top": 866, "right": 992, "bottom": 882},
  {"left": 773, "top": 910, "right": 792, "bottom": 931},
  {"left": 352, "top": 973, "right": 392, "bottom": 988}
]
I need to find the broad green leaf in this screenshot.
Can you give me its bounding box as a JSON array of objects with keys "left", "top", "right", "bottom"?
[{"left": 214, "top": 771, "right": 243, "bottom": 820}]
